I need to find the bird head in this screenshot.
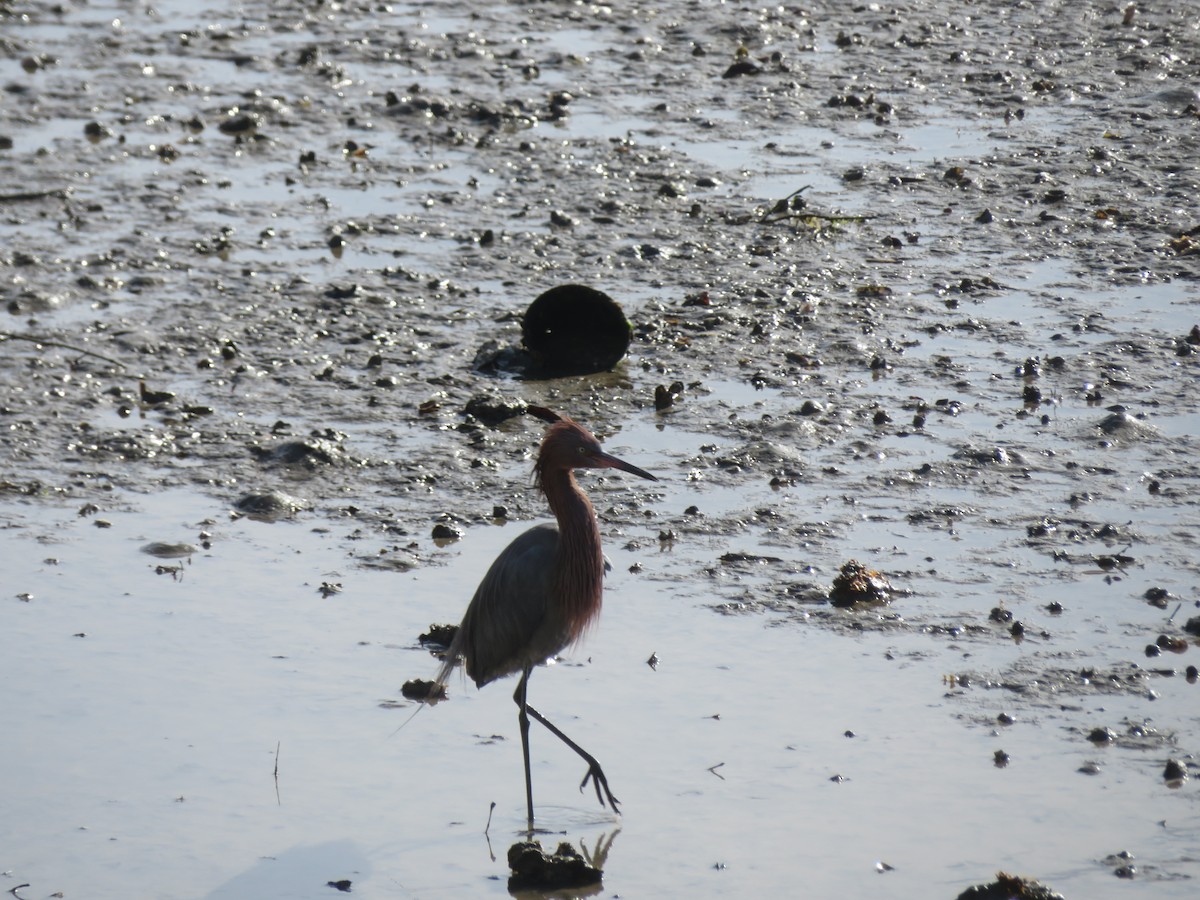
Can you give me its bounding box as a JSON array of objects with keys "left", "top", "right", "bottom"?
[{"left": 534, "top": 416, "right": 657, "bottom": 483}]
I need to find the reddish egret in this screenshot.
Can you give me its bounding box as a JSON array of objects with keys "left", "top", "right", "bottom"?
[{"left": 436, "top": 406, "right": 656, "bottom": 827}]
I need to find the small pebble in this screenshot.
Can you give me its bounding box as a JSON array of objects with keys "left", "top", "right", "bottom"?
[
  {"left": 1163, "top": 758, "right": 1188, "bottom": 785},
  {"left": 431, "top": 523, "right": 462, "bottom": 541}
]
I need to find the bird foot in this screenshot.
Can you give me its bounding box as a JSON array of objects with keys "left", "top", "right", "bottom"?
[{"left": 579, "top": 763, "right": 621, "bottom": 815}]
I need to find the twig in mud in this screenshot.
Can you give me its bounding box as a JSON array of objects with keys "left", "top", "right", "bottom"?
[
  {"left": 707, "top": 762, "right": 726, "bottom": 780},
  {"left": 0, "top": 188, "right": 82, "bottom": 229},
  {"left": 8, "top": 884, "right": 31, "bottom": 900},
  {"left": 274, "top": 741, "right": 281, "bottom": 805},
  {"left": 0, "top": 331, "right": 128, "bottom": 369},
  {"left": 484, "top": 801, "right": 496, "bottom": 862},
  {"left": 763, "top": 209, "right": 874, "bottom": 227},
  {"left": 0, "top": 189, "right": 69, "bottom": 203},
  {"left": 764, "top": 184, "right": 812, "bottom": 212},
  {"left": 759, "top": 185, "right": 872, "bottom": 227},
  {"left": 154, "top": 562, "right": 185, "bottom": 581},
  {"left": 1166, "top": 602, "right": 1182, "bottom": 624}
]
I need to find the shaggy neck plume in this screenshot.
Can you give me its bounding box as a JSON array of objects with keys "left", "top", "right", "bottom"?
[{"left": 543, "top": 468, "right": 605, "bottom": 639}]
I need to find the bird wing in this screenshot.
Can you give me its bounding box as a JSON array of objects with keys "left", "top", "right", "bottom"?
[{"left": 439, "top": 523, "right": 567, "bottom": 688}]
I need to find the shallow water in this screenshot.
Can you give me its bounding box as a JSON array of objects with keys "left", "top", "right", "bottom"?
[
  {"left": 5, "top": 485, "right": 1198, "bottom": 899},
  {"left": 4, "top": 444, "right": 1199, "bottom": 899}
]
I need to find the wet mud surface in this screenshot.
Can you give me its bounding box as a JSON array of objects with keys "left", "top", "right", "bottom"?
[{"left": 3, "top": 0, "right": 1200, "bottom": 896}]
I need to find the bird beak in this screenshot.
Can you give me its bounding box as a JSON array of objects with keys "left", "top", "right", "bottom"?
[{"left": 594, "top": 451, "right": 657, "bottom": 482}]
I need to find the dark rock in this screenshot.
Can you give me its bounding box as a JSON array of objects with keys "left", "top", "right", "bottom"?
[
  {"left": 1163, "top": 758, "right": 1188, "bottom": 786},
  {"left": 522, "top": 284, "right": 631, "bottom": 376},
  {"left": 432, "top": 523, "right": 462, "bottom": 541},
  {"left": 829, "top": 560, "right": 893, "bottom": 607},
  {"left": 419, "top": 623, "right": 457, "bottom": 648},
  {"left": 462, "top": 394, "right": 526, "bottom": 426},
  {"left": 233, "top": 491, "right": 309, "bottom": 521},
  {"left": 655, "top": 381, "right": 684, "bottom": 411},
  {"left": 256, "top": 438, "right": 342, "bottom": 467},
  {"left": 400, "top": 679, "right": 446, "bottom": 702},
  {"left": 955, "top": 871, "right": 1064, "bottom": 900},
  {"left": 141, "top": 542, "right": 197, "bottom": 559},
  {"left": 507, "top": 840, "right": 602, "bottom": 892},
  {"left": 722, "top": 61, "right": 761, "bottom": 78}
]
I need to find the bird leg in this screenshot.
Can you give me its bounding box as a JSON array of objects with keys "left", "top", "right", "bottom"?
[
  {"left": 514, "top": 668, "right": 536, "bottom": 830},
  {"left": 522, "top": 703, "right": 621, "bottom": 815},
  {"left": 511, "top": 669, "right": 621, "bottom": 822}
]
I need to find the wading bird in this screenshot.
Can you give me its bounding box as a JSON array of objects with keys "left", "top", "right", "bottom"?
[{"left": 436, "top": 406, "right": 656, "bottom": 828}]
